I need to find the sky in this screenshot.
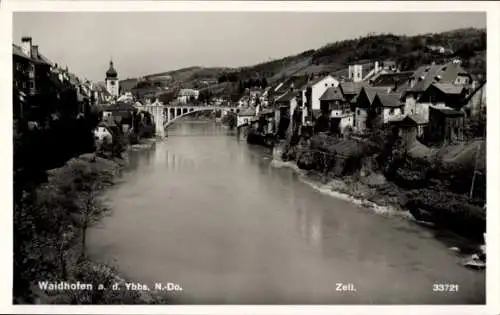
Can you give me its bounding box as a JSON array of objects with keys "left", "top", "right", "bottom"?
[{"left": 13, "top": 11, "right": 486, "bottom": 82}]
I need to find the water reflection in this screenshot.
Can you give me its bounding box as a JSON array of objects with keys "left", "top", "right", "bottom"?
[{"left": 90, "top": 121, "right": 485, "bottom": 305}]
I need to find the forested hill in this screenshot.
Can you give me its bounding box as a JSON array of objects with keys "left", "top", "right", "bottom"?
[
  {"left": 130, "top": 27, "right": 485, "bottom": 94},
  {"left": 236, "top": 27, "right": 486, "bottom": 82}
]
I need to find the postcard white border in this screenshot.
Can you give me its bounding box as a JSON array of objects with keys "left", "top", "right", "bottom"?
[{"left": 1, "top": 1, "right": 498, "bottom": 314}]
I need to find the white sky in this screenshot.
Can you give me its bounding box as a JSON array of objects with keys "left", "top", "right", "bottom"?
[{"left": 13, "top": 12, "right": 486, "bottom": 82}]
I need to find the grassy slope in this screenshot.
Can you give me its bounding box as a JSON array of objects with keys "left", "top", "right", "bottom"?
[{"left": 131, "top": 27, "right": 485, "bottom": 92}]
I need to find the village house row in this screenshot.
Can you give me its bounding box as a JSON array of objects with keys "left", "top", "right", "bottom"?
[
  {"left": 13, "top": 36, "right": 487, "bottom": 148},
  {"left": 249, "top": 59, "right": 487, "bottom": 147}
]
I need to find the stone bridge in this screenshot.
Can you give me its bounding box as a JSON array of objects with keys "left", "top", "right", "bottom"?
[{"left": 141, "top": 102, "right": 233, "bottom": 137}]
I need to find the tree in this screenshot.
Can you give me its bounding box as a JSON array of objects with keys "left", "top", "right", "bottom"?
[{"left": 47, "top": 158, "right": 116, "bottom": 260}]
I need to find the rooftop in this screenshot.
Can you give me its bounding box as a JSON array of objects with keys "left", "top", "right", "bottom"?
[
  {"left": 319, "top": 87, "right": 345, "bottom": 102},
  {"left": 409, "top": 61, "right": 470, "bottom": 93},
  {"left": 275, "top": 90, "right": 298, "bottom": 103},
  {"left": 374, "top": 92, "right": 403, "bottom": 108},
  {"left": 339, "top": 81, "right": 367, "bottom": 95},
  {"left": 432, "top": 82, "right": 465, "bottom": 95}
]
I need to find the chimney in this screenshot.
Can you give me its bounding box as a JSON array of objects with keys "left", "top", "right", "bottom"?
[
  {"left": 375, "top": 61, "right": 379, "bottom": 73},
  {"left": 472, "top": 80, "right": 477, "bottom": 90},
  {"left": 31, "top": 45, "right": 39, "bottom": 59},
  {"left": 21, "top": 36, "right": 32, "bottom": 58},
  {"left": 386, "top": 87, "right": 391, "bottom": 94}
]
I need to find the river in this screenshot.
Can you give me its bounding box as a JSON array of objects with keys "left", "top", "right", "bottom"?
[{"left": 88, "top": 121, "right": 485, "bottom": 304}]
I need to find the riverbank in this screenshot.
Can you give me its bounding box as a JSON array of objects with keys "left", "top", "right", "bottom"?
[
  {"left": 272, "top": 135, "right": 486, "bottom": 250},
  {"left": 15, "top": 136, "right": 170, "bottom": 304}
]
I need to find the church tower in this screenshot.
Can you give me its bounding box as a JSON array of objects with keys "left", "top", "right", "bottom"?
[{"left": 105, "top": 60, "right": 119, "bottom": 97}]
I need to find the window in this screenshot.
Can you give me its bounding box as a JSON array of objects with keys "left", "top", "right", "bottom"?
[
  {"left": 325, "top": 83, "right": 328, "bottom": 87},
  {"left": 389, "top": 108, "right": 395, "bottom": 115},
  {"left": 29, "top": 81, "right": 34, "bottom": 89}
]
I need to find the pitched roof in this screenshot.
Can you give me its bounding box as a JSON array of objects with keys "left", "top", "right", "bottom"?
[
  {"left": 275, "top": 90, "right": 297, "bottom": 103},
  {"left": 259, "top": 108, "right": 274, "bottom": 116},
  {"left": 370, "top": 71, "right": 413, "bottom": 87},
  {"left": 340, "top": 81, "right": 367, "bottom": 95},
  {"left": 239, "top": 107, "right": 256, "bottom": 116},
  {"left": 391, "top": 114, "right": 428, "bottom": 125},
  {"left": 374, "top": 92, "right": 403, "bottom": 108},
  {"left": 409, "top": 62, "right": 470, "bottom": 92},
  {"left": 319, "top": 87, "right": 345, "bottom": 101},
  {"left": 361, "top": 86, "right": 391, "bottom": 103},
  {"left": 430, "top": 106, "right": 464, "bottom": 117},
  {"left": 12, "top": 44, "right": 30, "bottom": 59},
  {"left": 275, "top": 76, "right": 309, "bottom": 95},
  {"left": 36, "top": 53, "right": 52, "bottom": 66},
  {"left": 306, "top": 75, "right": 334, "bottom": 88},
  {"left": 432, "top": 82, "right": 465, "bottom": 95}
]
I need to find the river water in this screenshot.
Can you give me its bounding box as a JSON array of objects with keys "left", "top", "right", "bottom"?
[{"left": 88, "top": 121, "right": 485, "bottom": 304}]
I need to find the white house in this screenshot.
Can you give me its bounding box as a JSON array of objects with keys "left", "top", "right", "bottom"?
[
  {"left": 177, "top": 89, "right": 199, "bottom": 104},
  {"left": 93, "top": 122, "right": 113, "bottom": 144},
  {"left": 301, "top": 75, "right": 340, "bottom": 116},
  {"left": 237, "top": 107, "right": 256, "bottom": 128}
]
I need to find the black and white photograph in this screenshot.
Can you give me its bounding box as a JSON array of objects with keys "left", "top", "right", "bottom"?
[{"left": 4, "top": 1, "right": 500, "bottom": 312}]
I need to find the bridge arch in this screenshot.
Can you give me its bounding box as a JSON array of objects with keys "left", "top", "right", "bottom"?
[
  {"left": 163, "top": 107, "right": 219, "bottom": 128},
  {"left": 141, "top": 103, "right": 232, "bottom": 137}
]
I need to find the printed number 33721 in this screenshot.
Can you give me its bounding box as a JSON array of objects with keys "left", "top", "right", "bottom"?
[{"left": 433, "top": 284, "right": 459, "bottom": 292}]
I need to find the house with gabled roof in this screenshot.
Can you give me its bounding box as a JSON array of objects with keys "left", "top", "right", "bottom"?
[
  {"left": 427, "top": 106, "right": 465, "bottom": 145},
  {"left": 403, "top": 60, "right": 472, "bottom": 117},
  {"left": 370, "top": 92, "right": 405, "bottom": 127},
  {"left": 319, "top": 86, "right": 354, "bottom": 135},
  {"left": 417, "top": 82, "right": 468, "bottom": 120},
  {"left": 339, "top": 81, "right": 368, "bottom": 106},
  {"left": 354, "top": 86, "right": 394, "bottom": 132},
  {"left": 300, "top": 74, "right": 340, "bottom": 125},
  {"left": 274, "top": 89, "right": 300, "bottom": 138}
]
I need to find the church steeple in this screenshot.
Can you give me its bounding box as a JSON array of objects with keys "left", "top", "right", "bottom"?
[
  {"left": 106, "top": 59, "right": 117, "bottom": 79},
  {"left": 105, "top": 58, "right": 119, "bottom": 98}
]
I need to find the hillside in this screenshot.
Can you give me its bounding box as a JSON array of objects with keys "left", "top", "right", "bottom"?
[
  {"left": 128, "top": 27, "right": 486, "bottom": 97},
  {"left": 239, "top": 27, "right": 486, "bottom": 82}
]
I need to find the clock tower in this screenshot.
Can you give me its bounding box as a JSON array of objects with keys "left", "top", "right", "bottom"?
[{"left": 105, "top": 60, "right": 119, "bottom": 97}]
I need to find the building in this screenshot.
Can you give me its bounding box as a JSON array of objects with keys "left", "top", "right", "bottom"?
[
  {"left": 237, "top": 107, "right": 256, "bottom": 128},
  {"left": 339, "top": 81, "right": 367, "bottom": 108},
  {"left": 402, "top": 61, "right": 472, "bottom": 117},
  {"left": 368, "top": 71, "right": 413, "bottom": 92},
  {"left": 94, "top": 121, "right": 114, "bottom": 144},
  {"left": 301, "top": 75, "right": 340, "bottom": 123},
  {"left": 348, "top": 64, "right": 364, "bottom": 83},
  {"left": 427, "top": 106, "right": 465, "bottom": 145},
  {"left": 462, "top": 81, "right": 486, "bottom": 120},
  {"left": 275, "top": 90, "right": 299, "bottom": 138},
  {"left": 354, "top": 86, "right": 392, "bottom": 132},
  {"left": 370, "top": 91, "right": 404, "bottom": 126},
  {"left": 105, "top": 60, "right": 119, "bottom": 97},
  {"left": 177, "top": 89, "right": 199, "bottom": 104},
  {"left": 390, "top": 115, "right": 428, "bottom": 147},
  {"left": 319, "top": 86, "right": 353, "bottom": 135},
  {"left": 13, "top": 37, "right": 54, "bottom": 121},
  {"left": 347, "top": 61, "right": 396, "bottom": 83},
  {"left": 102, "top": 101, "right": 135, "bottom": 129},
  {"left": 416, "top": 82, "right": 467, "bottom": 120}
]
